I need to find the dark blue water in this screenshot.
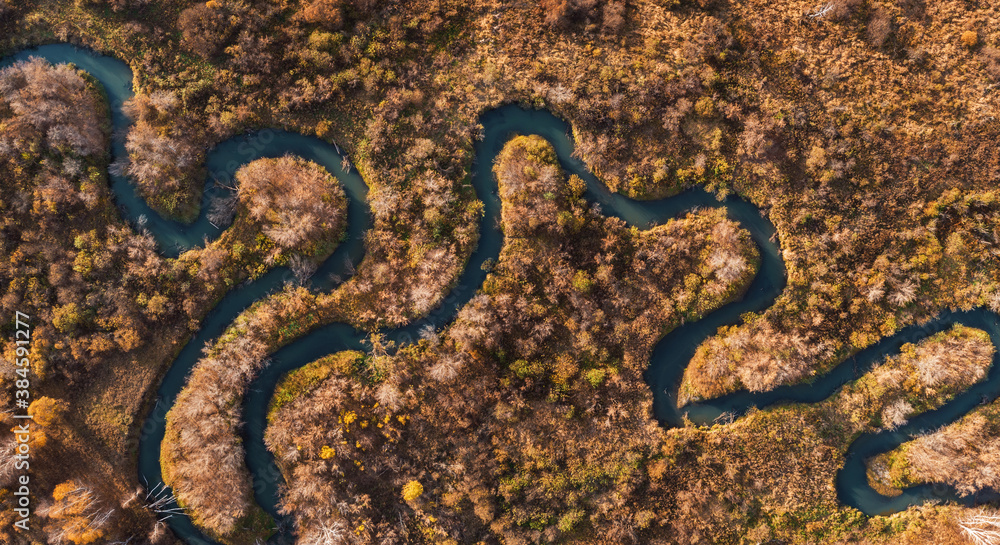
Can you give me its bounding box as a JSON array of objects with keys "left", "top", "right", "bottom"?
[{"left": 5, "top": 43, "right": 996, "bottom": 544}]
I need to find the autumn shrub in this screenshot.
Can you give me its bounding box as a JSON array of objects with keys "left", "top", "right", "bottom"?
[
  {"left": 539, "top": 0, "right": 615, "bottom": 30},
  {"left": 961, "top": 30, "right": 979, "bottom": 49},
  {"left": 866, "top": 7, "right": 894, "bottom": 49},
  {"left": 540, "top": 0, "right": 584, "bottom": 28},
  {"left": 980, "top": 46, "right": 1000, "bottom": 81},
  {"left": 827, "top": 0, "right": 863, "bottom": 21},
  {"left": 28, "top": 397, "right": 68, "bottom": 428},
  {"left": 401, "top": 480, "right": 423, "bottom": 502}
]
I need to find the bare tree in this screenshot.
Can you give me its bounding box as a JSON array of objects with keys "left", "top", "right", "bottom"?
[
  {"left": 960, "top": 510, "right": 1000, "bottom": 545},
  {"left": 289, "top": 254, "right": 318, "bottom": 284}
]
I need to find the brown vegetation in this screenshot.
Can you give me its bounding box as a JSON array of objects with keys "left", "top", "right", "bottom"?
[
  {"left": 161, "top": 331, "right": 270, "bottom": 541},
  {"left": 0, "top": 60, "right": 193, "bottom": 543},
  {"left": 177, "top": 3, "right": 233, "bottom": 59},
  {"left": 42, "top": 481, "right": 115, "bottom": 544},
  {"left": 161, "top": 156, "right": 348, "bottom": 542},
  {"left": 821, "top": 325, "right": 994, "bottom": 433},
  {"left": 0, "top": 58, "right": 103, "bottom": 156}
]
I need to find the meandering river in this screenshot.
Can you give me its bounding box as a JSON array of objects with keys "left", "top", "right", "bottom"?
[{"left": 4, "top": 44, "right": 998, "bottom": 544}]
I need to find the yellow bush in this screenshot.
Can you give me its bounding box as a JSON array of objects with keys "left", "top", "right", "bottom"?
[
  {"left": 961, "top": 30, "right": 979, "bottom": 48},
  {"left": 52, "top": 482, "right": 76, "bottom": 502},
  {"left": 28, "top": 396, "right": 67, "bottom": 427},
  {"left": 401, "top": 480, "right": 423, "bottom": 502}
]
